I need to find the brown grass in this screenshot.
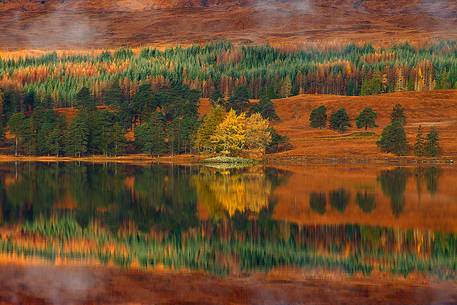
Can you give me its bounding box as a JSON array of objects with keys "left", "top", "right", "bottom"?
[
  {"left": 270, "top": 90, "right": 457, "bottom": 160},
  {"left": 0, "top": 0, "right": 456, "bottom": 49}
]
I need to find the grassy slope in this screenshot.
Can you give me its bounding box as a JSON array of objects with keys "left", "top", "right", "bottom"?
[
  {"left": 0, "top": 0, "right": 456, "bottom": 49},
  {"left": 270, "top": 90, "right": 457, "bottom": 160}
]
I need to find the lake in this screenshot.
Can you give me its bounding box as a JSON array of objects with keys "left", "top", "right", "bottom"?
[{"left": 0, "top": 162, "right": 456, "bottom": 305}]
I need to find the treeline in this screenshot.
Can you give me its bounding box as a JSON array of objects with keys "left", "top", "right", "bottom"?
[
  {"left": 1, "top": 41, "right": 457, "bottom": 109},
  {"left": 2, "top": 80, "right": 286, "bottom": 157}
]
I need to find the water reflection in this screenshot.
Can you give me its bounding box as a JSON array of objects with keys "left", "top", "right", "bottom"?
[{"left": 0, "top": 163, "right": 455, "bottom": 280}]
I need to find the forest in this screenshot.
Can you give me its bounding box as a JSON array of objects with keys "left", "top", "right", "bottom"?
[{"left": 0, "top": 40, "right": 456, "bottom": 156}]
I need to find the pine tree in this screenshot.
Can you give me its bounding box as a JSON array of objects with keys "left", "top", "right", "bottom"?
[
  {"left": 356, "top": 107, "right": 377, "bottom": 130},
  {"left": 75, "top": 87, "right": 96, "bottom": 111},
  {"left": 103, "top": 81, "right": 123, "bottom": 107},
  {"left": 210, "top": 88, "right": 225, "bottom": 106},
  {"left": 250, "top": 95, "right": 279, "bottom": 121},
  {"left": 377, "top": 121, "right": 408, "bottom": 155},
  {"left": 65, "top": 112, "right": 90, "bottom": 157},
  {"left": 135, "top": 112, "right": 166, "bottom": 156},
  {"left": 309, "top": 105, "right": 327, "bottom": 129},
  {"left": 414, "top": 125, "right": 426, "bottom": 156},
  {"left": 7, "top": 112, "right": 27, "bottom": 156},
  {"left": 132, "top": 83, "right": 155, "bottom": 121},
  {"left": 391, "top": 104, "right": 406, "bottom": 125},
  {"left": 425, "top": 128, "right": 440, "bottom": 157},
  {"left": 330, "top": 108, "right": 351, "bottom": 132},
  {"left": 111, "top": 122, "right": 127, "bottom": 156},
  {"left": 227, "top": 86, "right": 249, "bottom": 114}
]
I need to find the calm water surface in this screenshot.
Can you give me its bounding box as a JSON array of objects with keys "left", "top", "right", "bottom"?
[{"left": 0, "top": 163, "right": 456, "bottom": 304}]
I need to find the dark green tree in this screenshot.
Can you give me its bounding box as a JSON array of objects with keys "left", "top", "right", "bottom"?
[
  {"left": 355, "top": 107, "right": 377, "bottom": 130},
  {"left": 65, "top": 112, "right": 90, "bottom": 157},
  {"left": 330, "top": 108, "right": 351, "bottom": 132},
  {"left": 135, "top": 112, "right": 166, "bottom": 155},
  {"left": 227, "top": 85, "right": 250, "bottom": 114},
  {"left": 425, "top": 128, "right": 440, "bottom": 157},
  {"left": 251, "top": 95, "right": 279, "bottom": 121},
  {"left": 309, "top": 105, "right": 327, "bottom": 128},
  {"left": 103, "top": 81, "right": 123, "bottom": 107},
  {"left": 377, "top": 121, "right": 408, "bottom": 155},
  {"left": 7, "top": 112, "right": 27, "bottom": 156},
  {"left": 75, "top": 87, "right": 96, "bottom": 111},
  {"left": 210, "top": 88, "right": 225, "bottom": 106},
  {"left": 132, "top": 83, "right": 155, "bottom": 121},
  {"left": 414, "top": 125, "right": 426, "bottom": 157}
]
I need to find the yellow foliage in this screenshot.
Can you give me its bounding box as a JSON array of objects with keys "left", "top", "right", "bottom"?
[
  {"left": 210, "top": 109, "right": 246, "bottom": 156},
  {"left": 245, "top": 113, "right": 272, "bottom": 152}
]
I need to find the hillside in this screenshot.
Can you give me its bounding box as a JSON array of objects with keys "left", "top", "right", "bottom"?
[
  {"left": 269, "top": 90, "right": 457, "bottom": 160},
  {"left": 0, "top": 0, "right": 456, "bottom": 49}
]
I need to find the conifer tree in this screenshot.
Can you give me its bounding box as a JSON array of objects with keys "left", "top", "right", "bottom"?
[
  {"left": 377, "top": 121, "right": 408, "bottom": 155},
  {"left": 135, "top": 112, "right": 166, "bottom": 156},
  {"left": 279, "top": 76, "right": 292, "bottom": 98},
  {"left": 356, "top": 107, "right": 377, "bottom": 130},
  {"left": 414, "top": 125, "right": 426, "bottom": 156},
  {"left": 425, "top": 128, "right": 440, "bottom": 157},
  {"left": 227, "top": 86, "right": 249, "bottom": 114},
  {"left": 250, "top": 95, "right": 279, "bottom": 121},
  {"left": 309, "top": 105, "right": 327, "bottom": 129},
  {"left": 7, "top": 112, "right": 27, "bottom": 156},
  {"left": 65, "top": 112, "right": 90, "bottom": 157},
  {"left": 75, "top": 87, "right": 96, "bottom": 112},
  {"left": 330, "top": 108, "right": 351, "bottom": 132}
]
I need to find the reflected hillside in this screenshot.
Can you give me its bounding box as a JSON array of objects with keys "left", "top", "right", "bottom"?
[
  {"left": 0, "top": 163, "right": 455, "bottom": 279},
  {"left": 272, "top": 165, "right": 457, "bottom": 232}
]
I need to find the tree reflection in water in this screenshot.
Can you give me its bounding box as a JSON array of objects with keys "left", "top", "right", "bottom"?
[{"left": 0, "top": 163, "right": 454, "bottom": 280}]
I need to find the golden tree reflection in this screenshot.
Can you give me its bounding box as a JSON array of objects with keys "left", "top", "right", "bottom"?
[{"left": 192, "top": 166, "right": 272, "bottom": 219}]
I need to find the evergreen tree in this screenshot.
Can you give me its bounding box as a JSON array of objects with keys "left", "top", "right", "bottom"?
[
  {"left": 227, "top": 86, "right": 249, "bottom": 114},
  {"left": 425, "top": 128, "right": 440, "bottom": 157},
  {"left": 250, "top": 95, "right": 279, "bottom": 121},
  {"left": 330, "top": 108, "right": 351, "bottom": 132},
  {"left": 91, "top": 110, "right": 117, "bottom": 155},
  {"left": 414, "top": 125, "right": 426, "bottom": 157},
  {"left": 391, "top": 104, "right": 406, "bottom": 125},
  {"left": 135, "top": 112, "right": 166, "bottom": 155},
  {"left": 111, "top": 122, "right": 127, "bottom": 156},
  {"left": 7, "top": 112, "right": 27, "bottom": 156},
  {"left": 65, "top": 112, "right": 90, "bottom": 157},
  {"left": 309, "top": 105, "right": 327, "bottom": 129},
  {"left": 210, "top": 88, "right": 225, "bottom": 106},
  {"left": 47, "top": 116, "right": 66, "bottom": 157},
  {"left": 377, "top": 121, "right": 408, "bottom": 155},
  {"left": 103, "top": 81, "right": 123, "bottom": 107},
  {"left": 132, "top": 83, "right": 155, "bottom": 121},
  {"left": 355, "top": 107, "right": 377, "bottom": 130},
  {"left": 75, "top": 87, "right": 96, "bottom": 111}
]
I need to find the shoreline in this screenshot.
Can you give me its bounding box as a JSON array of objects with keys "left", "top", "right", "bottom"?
[{"left": 0, "top": 154, "right": 454, "bottom": 166}]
